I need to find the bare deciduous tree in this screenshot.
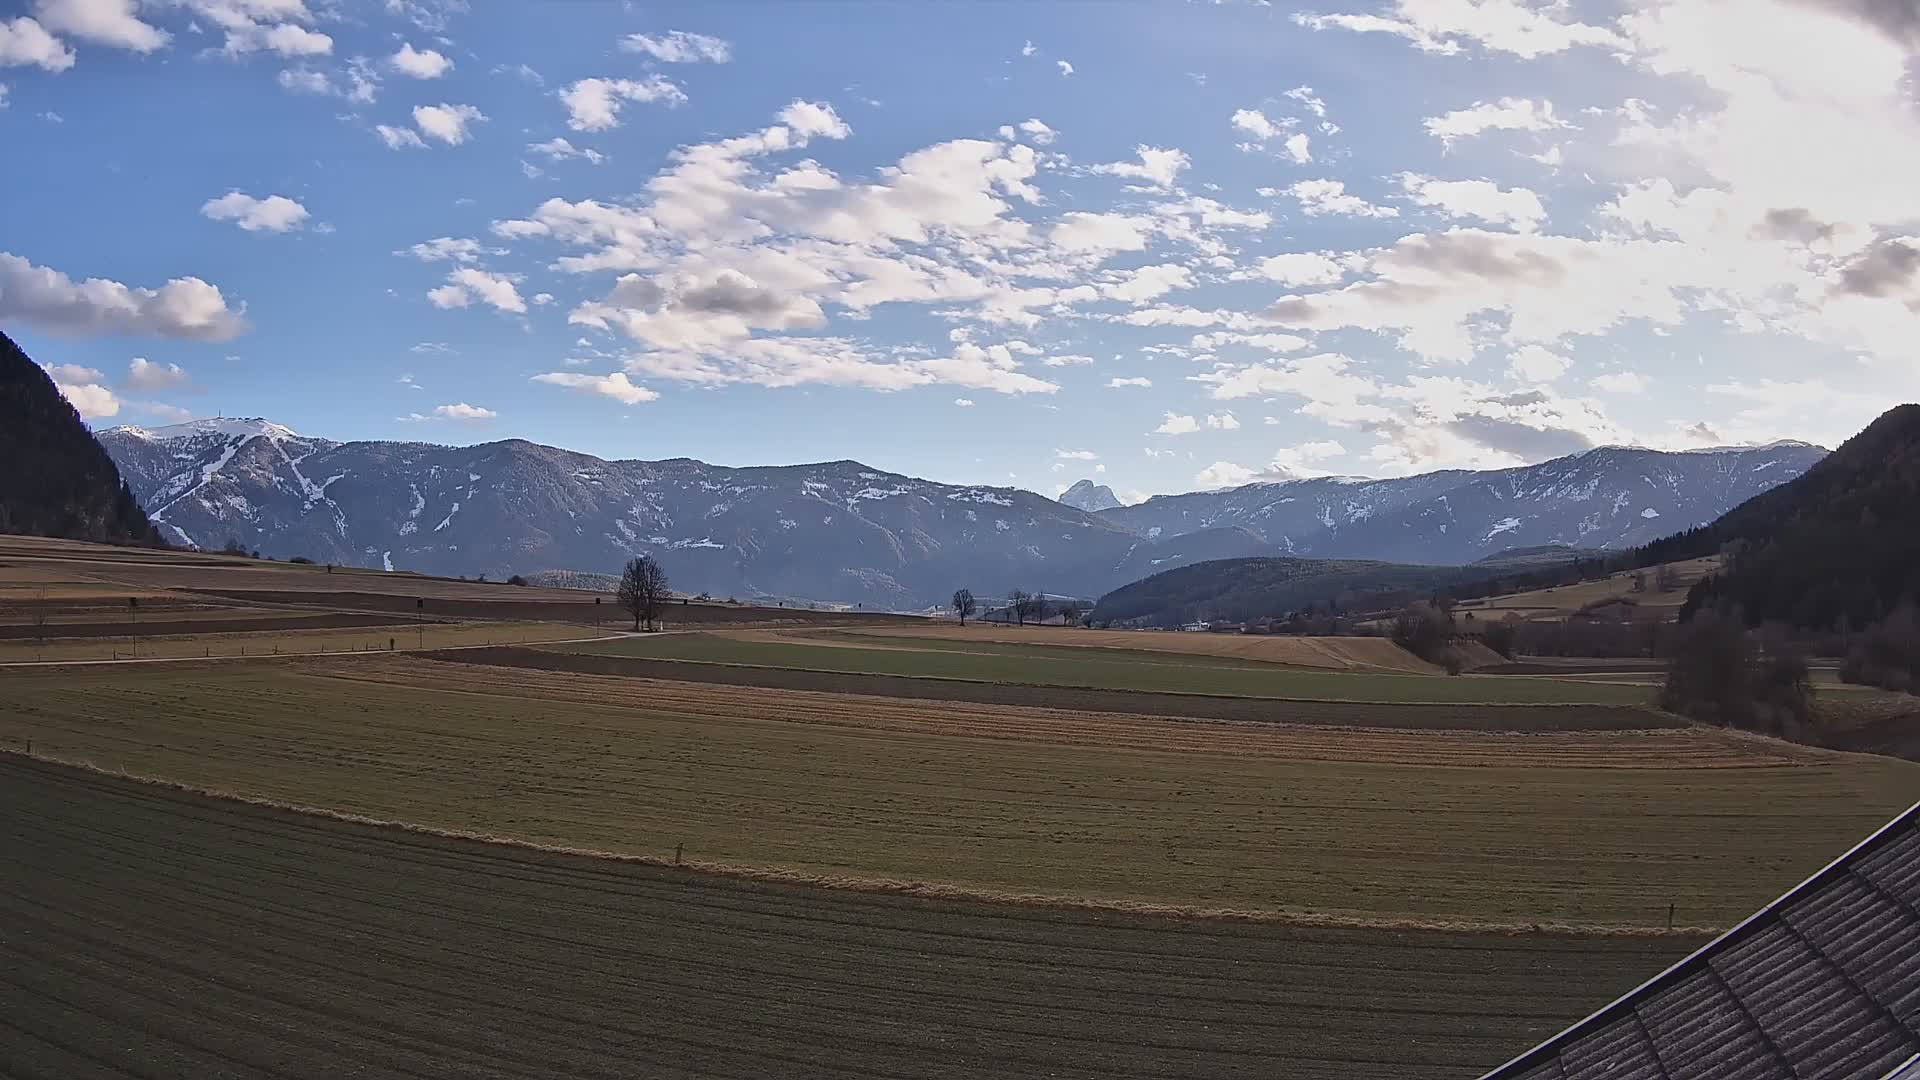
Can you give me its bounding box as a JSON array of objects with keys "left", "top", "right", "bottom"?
[
  {"left": 618, "top": 555, "right": 671, "bottom": 631},
  {"left": 952, "top": 588, "right": 976, "bottom": 626},
  {"left": 1008, "top": 589, "right": 1030, "bottom": 626}
]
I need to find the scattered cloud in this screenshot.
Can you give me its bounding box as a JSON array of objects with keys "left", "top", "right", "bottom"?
[
  {"left": 1056, "top": 448, "right": 1099, "bottom": 461},
  {"left": 954, "top": 397, "right": 974, "bottom": 407},
  {"left": 1056, "top": 59, "right": 1074, "bottom": 76},
  {"left": 375, "top": 123, "right": 426, "bottom": 150},
  {"left": 426, "top": 268, "right": 526, "bottom": 313},
  {"left": 1399, "top": 174, "right": 1545, "bottom": 231},
  {"left": 1016, "top": 118, "right": 1056, "bottom": 145},
  {"left": 56, "top": 378, "right": 119, "bottom": 419},
  {"left": 1283, "top": 133, "right": 1312, "bottom": 164},
  {"left": 433, "top": 402, "right": 495, "bottom": 421},
  {"left": 531, "top": 370, "right": 659, "bottom": 404},
  {"left": 389, "top": 42, "right": 451, "bottom": 78},
  {"left": 1286, "top": 179, "right": 1398, "bottom": 218},
  {"left": 527, "top": 137, "right": 604, "bottom": 164},
  {"left": 620, "top": 30, "right": 731, "bottom": 63},
  {"left": 1296, "top": 1, "right": 1625, "bottom": 59},
  {"left": 0, "top": 251, "right": 247, "bottom": 341},
  {"left": 560, "top": 75, "right": 685, "bottom": 131},
  {"left": 1232, "top": 108, "right": 1287, "bottom": 141},
  {"left": 412, "top": 102, "right": 485, "bottom": 145},
  {"left": 200, "top": 191, "right": 310, "bottom": 233},
  {"left": 399, "top": 237, "right": 497, "bottom": 263},
  {"left": 1092, "top": 145, "right": 1190, "bottom": 191},
  {"left": 1107, "top": 376, "right": 1152, "bottom": 388},
  {"left": 1590, "top": 371, "right": 1651, "bottom": 394},
  {"left": 0, "top": 17, "right": 76, "bottom": 72},
  {"left": 123, "top": 357, "right": 190, "bottom": 392},
  {"left": 1424, "top": 98, "right": 1567, "bottom": 145},
  {"left": 36, "top": 0, "right": 169, "bottom": 53}
]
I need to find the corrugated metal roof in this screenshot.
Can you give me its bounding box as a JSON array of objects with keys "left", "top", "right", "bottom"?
[{"left": 1483, "top": 801, "right": 1920, "bottom": 1080}]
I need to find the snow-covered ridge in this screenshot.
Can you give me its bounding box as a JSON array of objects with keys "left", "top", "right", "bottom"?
[{"left": 110, "top": 417, "right": 301, "bottom": 442}]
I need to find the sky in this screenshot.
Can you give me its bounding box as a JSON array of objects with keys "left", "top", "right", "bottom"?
[{"left": 5, "top": 0, "right": 1920, "bottom": 504}]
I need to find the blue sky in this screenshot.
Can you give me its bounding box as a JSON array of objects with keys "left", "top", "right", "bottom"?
[{"left": 6, "top": 0, "right": 1919, "bottom": 502}]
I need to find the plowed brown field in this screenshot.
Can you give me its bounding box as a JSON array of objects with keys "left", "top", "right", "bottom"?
[
  {"left": 4, "top": 656, "right": 1911, "bottom": 929},
  {"left": 0, "top": 755, "right": 1698, "bottom": 1080}
]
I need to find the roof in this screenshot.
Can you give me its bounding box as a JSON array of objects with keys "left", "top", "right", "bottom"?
[{"left": 1482, "top": 801, "right": 1920, "bottom": 1080}]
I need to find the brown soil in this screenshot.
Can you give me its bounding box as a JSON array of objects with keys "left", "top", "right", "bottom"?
[{"left": 0, "top": 611, "right": 428, "bottom": 640}]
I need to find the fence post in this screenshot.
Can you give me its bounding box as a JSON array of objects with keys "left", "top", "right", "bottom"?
[
  {"left": 1667, "top": 903, "right": 1675, "bottom": 929},
  {"left": 675, "top": 842, "right": 684, "bottom": 865}
]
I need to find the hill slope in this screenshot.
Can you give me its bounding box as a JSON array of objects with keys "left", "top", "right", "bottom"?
[
  {"left": 1651, "top": 404, "right": 1920, "bottom": 629},
  {"left": 0, "top": 332, "right": 158, "bottom": 546},
  {"left": 1096, "top": 444, "right": 1826, "bottom": 564}
]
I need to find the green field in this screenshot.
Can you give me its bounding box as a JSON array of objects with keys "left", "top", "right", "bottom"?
[
  {"left": 550, "top": 632, "right": 1656, "bottom": 705},
  {"left": 5, "top": 658, "right": 1912, "bottom": 928},
  {"left": 0, "top": 756, "right": 1699, "bottom": 1080}
]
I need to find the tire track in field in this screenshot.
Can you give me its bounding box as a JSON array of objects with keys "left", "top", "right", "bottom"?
[{"left": 0, "top": 756, "right": 1692, "bottom": 1080}]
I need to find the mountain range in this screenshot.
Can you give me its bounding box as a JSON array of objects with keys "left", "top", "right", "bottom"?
[{"left": 96, "top": 417, "right": 1828, "bottom": 610}]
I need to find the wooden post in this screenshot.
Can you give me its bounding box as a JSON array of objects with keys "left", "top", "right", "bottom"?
[
  {"left": 1667, "top": 903, "right": 1675, "bottom": 929},
  {"left": 675, "top": 842, "right": 683, "bottom": 866}
]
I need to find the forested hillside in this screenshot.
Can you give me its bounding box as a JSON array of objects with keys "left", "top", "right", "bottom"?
[
  {"left": 0, "top": 332, "right": 159, "bottom": 546},
  {"left": 1655, "top": 405, "right": 1920, "bottom": 631}
]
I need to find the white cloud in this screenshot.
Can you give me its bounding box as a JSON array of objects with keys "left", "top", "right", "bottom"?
[
  {"left": 1297, "top": 0, "right": 1625, "bottom": 59},
  {"left": 390, "top": 42, "right": 451, "bottom": 78},
  {"left": 1056, "top": 59, "right": 1073, "bottom": 76},
  {"left": 1016, "top": 118, "right": 1056, "bottom": 145},
  {"left": 45, "top": 362, "right": 101, "bottom": 383},
  {"left": 1287, "top": 179, "right": 1399, "bottom": 218},
  {"left": 1056, "top": 448, "right": 1099, "bottom": 461},
  {"left": 1258, "top": 252, "right": 1347, "bottom": 286},
  {"left": 1207, "top": 411, "right": 1239, "bottom": 430},
  {"left": 1506, "top": 345, "right": 1570, "bottom": 383},
  {"left": 0, "top": 17, "right": 76, "bottom": 71},
  {"left": 620, "top": 30, "right": 730, "bottom": 63},
  {"left": 1050, "top": 211, "right": 1154, "bottom": 254},
  {"left": 124, "top": 357, "right": 189, "bottom": 392},
  {"left": 560, "top": 75, "right": 685, "bottom": 131},
  {"left": 1102, "top": 262, "right": 1192, "bottom": 303},
  {"left": 433, "top": 402, "right": 495, "bottom": 421},
  {"left": 1399, "top": 174, "right": 1545, "bottom": 231},
  {"left": 375, "top": 124, "right": 425, "bottom": 150},
  {"left": 0, "top": 251, "right": 247, "bottom": 341},
  {"left": 412, "top": 102, "right": 485, "bottom": 145},
  {"left": 1285, "top": 85, "right": 1328, "bottom": 118},
  {"left": 57, "top": 379, "right": 119, "bottom": 419},
  {"left": 1155, "top": 412, "right": 1200, "bottom": 435},
  {"left": 1283, "top": 133, "right": 1312, "bottom": 164},
  {"left": 400, "top": 237, "right": 495, "bottom": 263},
  {"left": 1194, "top": 460, "right": 1256, "bottom": 488},
  {"left": 531, "top": 370, "right": 659, "bottom": 405},
  {"left": 1108, "top": 376, "right": 1152, "bottom": 388},
  {"left": 954, "top": 397, "right": 974, "bottom": 407},
  {"left": 34, "top": 0, "right": 168, "bottom": 52},
  {"left": 276, "top": 66, "right": 331, "bottom": 94},
  {"left": 527, "top": 137, "right": 603, "bottom": 164},
  {"left": 221, "top": 22, "right": 333, "bottom": 59},
  {"left": 201, "top": 191, "right": 310, "bottom": 233},
  {"left": 1092, "top": 145, "right": 1190, "bottom": 190},
  {"left": 427, "top": 268, "right": 526, "bottom": 313},
  {"left": 1021, "top": 39, "right": 1036, "bottom": 57},
  {"left": 1590, "top": 371, "right": 1650, "bottom": 394},
  {"left": 1232, "top": 108, "right": 1286, "bottom": 140},
  {"left": 1424, "top": 98, "right": 1567, "bottom": 145}
]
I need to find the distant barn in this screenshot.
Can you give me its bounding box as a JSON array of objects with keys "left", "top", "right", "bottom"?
[{"left": 1483, "top": 801, "right": 1920, "bottom": 1079}]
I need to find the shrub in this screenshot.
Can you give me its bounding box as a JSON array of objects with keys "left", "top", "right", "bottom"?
[
  {"left": 507, "top": 574, "right": 529, "bottom": 586},
  {"left": 1660, "top": 609, "right": 1812, "bottom": 737}
]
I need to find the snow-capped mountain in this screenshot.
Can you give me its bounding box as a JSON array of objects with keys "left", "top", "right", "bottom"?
[
  {"left": 98, "top": 420, "right": 1825, "bottom": 607},
  {"left": 1095, "top": 443, "right": 1829, "bottom": 565},
  {"left": 98, "top": 420, "right": 1259, "bottom": 608},
  {"left": 1059, "top": 479, "right": 1123, "bottom": 513}
]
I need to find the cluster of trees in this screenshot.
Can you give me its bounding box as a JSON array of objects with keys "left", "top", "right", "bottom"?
[
  {"left": 1840, "top": 604, "right": 1920, "bottom": 693},
  {"left": 949, "top": 588, "right": 1084, "bottom": 627},
  {"left": 1659, "top": 610, "right": 1813, "bottom": 738},
  {"left": 1390, "top": 601, "right": 1466, "bottom": 674}
]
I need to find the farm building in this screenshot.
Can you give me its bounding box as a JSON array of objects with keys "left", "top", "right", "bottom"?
[{"left": 1483, "top": 801, "right": 1920, "bottom": 1079}]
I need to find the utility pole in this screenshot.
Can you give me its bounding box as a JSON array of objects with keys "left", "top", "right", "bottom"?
[
  {"left": 416, "top": 597, "right": 425, "bottom": 650},
  {"left": 129, "top": 596, "right": 139, "bottom": 657}
]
